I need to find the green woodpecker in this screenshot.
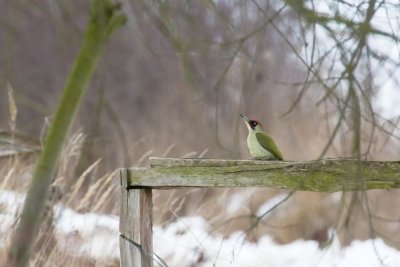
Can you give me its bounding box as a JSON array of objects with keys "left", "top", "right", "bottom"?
[{"left": 240, "top": 114, "right": 283, "bottom": 160}]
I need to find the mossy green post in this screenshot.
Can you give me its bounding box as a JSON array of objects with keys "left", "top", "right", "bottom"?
[{"left": 8, "top": 1, "right": 126, "bottom": 266}]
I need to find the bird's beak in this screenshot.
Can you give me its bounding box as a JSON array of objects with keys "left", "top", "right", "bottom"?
[{"left": 240, "top": 114, "right": 250, "bottom": 123}]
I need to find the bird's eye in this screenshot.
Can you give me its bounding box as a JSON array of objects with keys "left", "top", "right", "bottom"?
[{"left": 251, "top": 121, "right": 258, "bottom": 127}]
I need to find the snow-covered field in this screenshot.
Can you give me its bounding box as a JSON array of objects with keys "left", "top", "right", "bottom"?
[{"left": 1, "top": 189, "right": 400, "bottom": 267}]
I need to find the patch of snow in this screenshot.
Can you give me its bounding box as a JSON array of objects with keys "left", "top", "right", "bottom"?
[
  {"left": 0, "top": 189, "right": 25, "bottom": 213},
  {"left": 1, "top": 190, "right": 400, "bottom": 267},
  {"left": 155, "top": 218, "right": 400, "bottom": 267},
  {"left": 0, "top": 190, "right": 24, "bottom": 243},
  {"left": 54, "top": 206, "right": 120, "bottom": 260}
]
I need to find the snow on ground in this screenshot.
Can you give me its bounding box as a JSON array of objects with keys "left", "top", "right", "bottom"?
[
  {"left": 155, "top": 217, "right": 400, "bottom": 267},
  {"left": 53, "top": 206, "right": 120, "bottom": 260},
  {"left": 0, "top": 190, "right": 24, "bottom": 243},
  {"left": 1, "top": 190, "right": 400, "bottom": 266}
]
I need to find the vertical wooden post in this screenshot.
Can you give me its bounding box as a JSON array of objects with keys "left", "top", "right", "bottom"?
[
  {"left": 120, "top": 169, "right": 153, "bottom": 267},
  {"left": 140, "top": 188, "right": 153, "bottom": 267}
]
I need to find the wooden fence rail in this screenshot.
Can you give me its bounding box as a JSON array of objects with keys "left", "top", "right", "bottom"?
[{"left": 119, "top": 157, "right": 400, "bottom": 266}]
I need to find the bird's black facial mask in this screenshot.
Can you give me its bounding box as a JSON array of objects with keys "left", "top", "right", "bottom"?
[{"left": 249, "top": 120, "right": 259, "bottom": 130}]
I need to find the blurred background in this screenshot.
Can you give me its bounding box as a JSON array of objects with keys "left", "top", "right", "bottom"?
[{"left": 1, "top": 0, "right": 400, "bottom": 266}]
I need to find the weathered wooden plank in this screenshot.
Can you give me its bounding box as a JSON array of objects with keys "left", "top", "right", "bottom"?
[
  {"left": 149, "top": 157, "right": 274, "bottom": 167},
  {"left": 128, "top": 158, "right": 400, "bottom": 192}
]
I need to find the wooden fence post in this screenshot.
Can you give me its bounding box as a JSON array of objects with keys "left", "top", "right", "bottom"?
[{"left": 120, "top": 169, "right": 153, "bottom": 267}]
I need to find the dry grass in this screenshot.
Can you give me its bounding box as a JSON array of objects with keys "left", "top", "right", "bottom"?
[{"left": 0, "top": 133, "right": 120, "bottom": 266}]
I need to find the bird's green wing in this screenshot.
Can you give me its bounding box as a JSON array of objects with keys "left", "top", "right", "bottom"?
[{"left": 255, "top": 132, "right": 284, "bottom": 160}]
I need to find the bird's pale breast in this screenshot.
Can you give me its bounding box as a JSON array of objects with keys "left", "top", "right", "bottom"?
[{"left": 247, "top": 132, "right": 275, "bottom": 159}]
